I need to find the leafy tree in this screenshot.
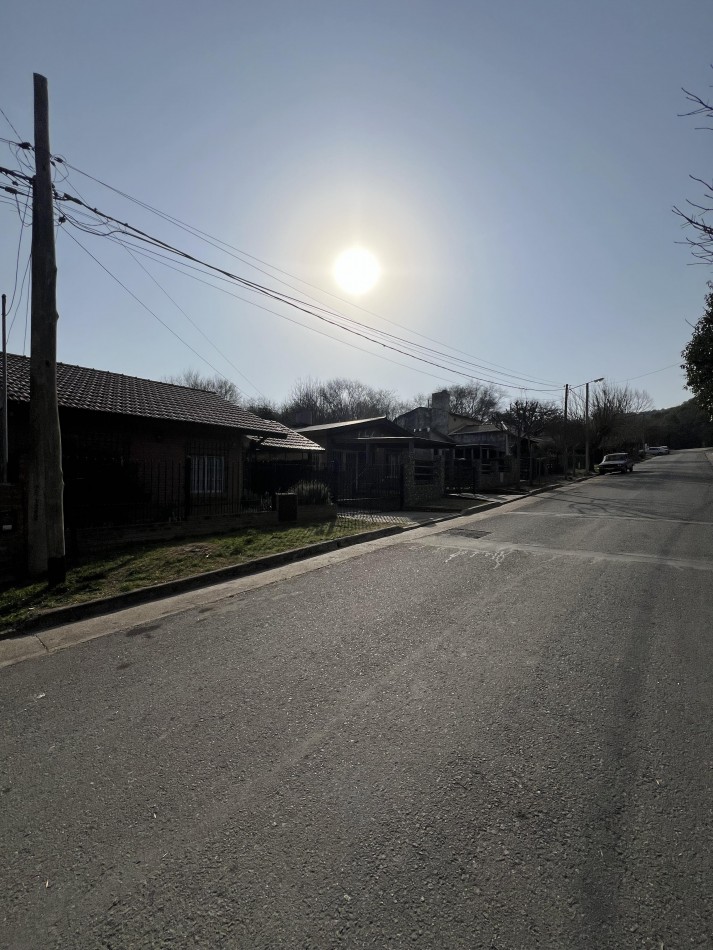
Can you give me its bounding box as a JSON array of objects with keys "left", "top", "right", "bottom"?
[
  {"left": 641, "top": 398, "right": 713, "bottom": 449},
  {"left": 681, "top": 282, "right": 713, "bottom": 416}
]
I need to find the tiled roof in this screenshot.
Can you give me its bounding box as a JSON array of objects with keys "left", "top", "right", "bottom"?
[
  {"left": 5, "top": 353, "right": 286, "bottom": 438},
  {"left": 249, "top": 421, "right": 324, "bottom": 452},
  {"left": 408, "top": 428, "right": 456, "bottom": 445},
  {"left": 295, "top": 416, "right": 389, "bottom": 433},
  {"left": 450, "top": 420, "right": 507, "bottom": 435}
]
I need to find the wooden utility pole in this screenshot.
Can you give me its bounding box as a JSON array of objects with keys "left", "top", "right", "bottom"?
[
  {"left": 584, "top": 377, "right": 603, "bottom": 474},
  {"left": 563, "top": 383, "right": 569, "bottom": 478},
  {"left": 1, "top": 293, "right": 7, "bottom": 484},
  {"left": 27, "top": 73, "right": 66, "bottom": 585},
  {"left": 584, "top": 381, "right": 590, "bottom": 475}
]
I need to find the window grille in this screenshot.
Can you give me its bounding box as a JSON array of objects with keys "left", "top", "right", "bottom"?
[{"left": 190, "top": 456, "right": 225, "bottom": 494}]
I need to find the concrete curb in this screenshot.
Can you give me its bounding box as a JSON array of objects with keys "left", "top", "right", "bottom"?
[
  {"left": 0, "top": 523, "right": 403, "bottom": 639},
  {"left": 0, "top": 482, "right": 586, "bottom": 641},
  {"left": 1, "top": 508, "right": 483, "bottom": 640}
]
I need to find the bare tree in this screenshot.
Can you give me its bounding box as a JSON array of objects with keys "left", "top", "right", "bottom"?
[
  {"left": 673, "top": 76, "right": 713, "bottom": 264},
  {"left": 165, "top": 369, "right": 242, "bottom": 405},
  {"left": 496, "top": 399, "right": 562, "bottom": 481},
  {"left": 411, "top": 382, "right": 505, "bottom": 420},
  {"left": 283, "top": 377, "right": 409, "bottom": 425},
  {"left": 448, "top": 382, "right": 505, "bottom": 419},
  {"left": 496, "top": 399, "right": 561, "bottom": 438},
  {"left": 583, "top": 381, "right": 653, "bottom": 455}
]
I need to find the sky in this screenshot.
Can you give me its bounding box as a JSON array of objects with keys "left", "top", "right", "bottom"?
[{"left": 1, "top": 0, "right": 712, "bottom": 412}]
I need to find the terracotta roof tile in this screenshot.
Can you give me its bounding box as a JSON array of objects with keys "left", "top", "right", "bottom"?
[
  {"left": 5, "top": 353, "right": 286, "bottom": 438},
  {"left": 249, "top": 421, "right": 324, "bottom": 452}
]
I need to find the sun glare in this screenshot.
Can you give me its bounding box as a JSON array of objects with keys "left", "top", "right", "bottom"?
[{"left": 333, "top": 246, "right": 381, "bottom": 296}]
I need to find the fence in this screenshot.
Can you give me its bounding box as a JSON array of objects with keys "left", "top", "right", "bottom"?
[
  {"left": 242, "top": 458, "right": 329, "bottom": 512},
  {"left": 328, "top": 462, "right": 402, "bottom": 512},
  {"left": 62, "top": 450, "right": 451, "bottom": 536},
  {"left": 445, "top": 457, "right": 518, "bottom": 493},
  {"left": 63, "top": 455, "right": 243, "bottom": 528}
]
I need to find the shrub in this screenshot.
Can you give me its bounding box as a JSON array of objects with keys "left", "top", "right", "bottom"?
[{"left": 287, "top": 480, "right": 331, "bottom": 505}]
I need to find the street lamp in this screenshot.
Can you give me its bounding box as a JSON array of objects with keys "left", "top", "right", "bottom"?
[{"left": 583, "top": 378, "right": 604, "bottom": 474}]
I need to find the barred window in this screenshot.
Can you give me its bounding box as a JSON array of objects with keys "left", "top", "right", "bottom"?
[{"left": 190, "top": 456, "right": 225, "bottom": 494}]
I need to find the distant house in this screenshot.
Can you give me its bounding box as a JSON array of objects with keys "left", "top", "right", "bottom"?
[
  {"left": 396, "top": 390, "right": 513, "bottom": 461},
  {"left": 244, "top": 419, "right": 325, "bottom": 504},
  {"left": 247, "top": 420, "right": 325, "bottom": 461},
  {"left": 295, "top": 416, "right": 453, "bottom": 508},
  {"left": 396, "top": 390, "right": 521, "bottom": 490},
  {"left": 3, "top": 353, "right": 319, "bottom": 534}
]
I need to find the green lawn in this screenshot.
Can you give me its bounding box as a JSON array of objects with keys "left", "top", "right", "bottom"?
[{"left": 0, "top": 518, "right": 392, "bottom": 633}]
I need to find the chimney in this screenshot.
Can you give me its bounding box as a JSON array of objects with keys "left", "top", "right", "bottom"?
[
  {"left": 431, "top": 389, "right": 450, "bottom": 434},
  {"left": 293, "top": 408, "right": 313, "bottom": 427}
]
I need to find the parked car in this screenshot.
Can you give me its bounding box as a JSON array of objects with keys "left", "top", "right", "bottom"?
[
  {"left": 647, "top": 445, "right": 670, "bottom": 455},
  {"left": 598, "top": 452, "right": 635, "bottom": 474}
]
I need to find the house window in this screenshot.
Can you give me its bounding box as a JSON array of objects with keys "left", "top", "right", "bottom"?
[{"left": 190, "top": 455, "right": 225, "bottom": 494}]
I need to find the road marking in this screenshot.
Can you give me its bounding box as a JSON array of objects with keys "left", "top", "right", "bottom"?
[
  {"left": 419, "top": 534, "right": 713, "bottom": 572},
  {"left": 499, "top": 510, "right": 713, "bottom": 527}
]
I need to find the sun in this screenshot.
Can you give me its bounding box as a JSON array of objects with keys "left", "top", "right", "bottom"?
[{"left": 333, "top": 246, "right": 381, "bottom": 295}]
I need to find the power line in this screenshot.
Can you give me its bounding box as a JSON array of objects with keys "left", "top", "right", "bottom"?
[
  {"left": 123, "top": 247, "right": 268, "bottom": 401},
  {"left": 1, "top": 159, "right": 571, "bottom": 390},
  {"left": 8, "top": 251, "right": 31, "bottom": 339},
  {"left": 62, "top": 228, "right": 248, "bottom": 400},
  {"left": 1, "top": 157, "right": 599, "bottom": 396},
  {"left": 50, "top": 153, "right": 560, "bottom": 386},
  {"left": 0, "top": 109, "right": 22, "bottom": 141},
  {"left": 4, "top": 185, "right": 32, "bottom": 315},
  {"left": 111, "top": 240, "right": 461, "bottom": 387},
  {"left": 612, "top": 363, "right": 682, "bottom": 384},
  {"left": 53, "top": 188, "right": 563, "bottom": 392}
]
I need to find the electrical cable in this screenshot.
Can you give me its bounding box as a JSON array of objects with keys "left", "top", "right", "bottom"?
[
  {"left": 612, "top": 363, "right": 682, "bottom": 384},
  {"left": 52, "top": 153, "right": 561, "bottom": 386},
  {"left": 54, "top": 190, "right": 563, "bottom": 392},
  {"left": 4, "top": 186, "right": 31, "bottom": 315},
  {"left": 3, "top": 157, "right": 620, "bottom": 397},
  {"left": 113, "top": 241, "right": 460, "bottom": 387},
  {"left": 8, "top": 251, "right": 31, "bottom": 339},
  {"left": 0, "top": 109, "right": 22, "bottom": 141},
  {"left": 123, "top": 246, "right": 268, "bottom": 401},
  {"left": 61, "top": 228, "right": 248, "bottom": 400}
]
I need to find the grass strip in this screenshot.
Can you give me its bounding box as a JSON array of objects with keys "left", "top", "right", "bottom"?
[{"left": 0, "top": 518, "right": 390, "bottom": 632}]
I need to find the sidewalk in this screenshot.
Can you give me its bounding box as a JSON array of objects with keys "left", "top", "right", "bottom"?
[{"left": 0, "top": 477, "right": 584, "bottom": 649}]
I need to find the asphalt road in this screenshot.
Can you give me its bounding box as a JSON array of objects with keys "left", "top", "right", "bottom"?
[{"left": 2, "top": 449, "right": 712, "bottom": 949}]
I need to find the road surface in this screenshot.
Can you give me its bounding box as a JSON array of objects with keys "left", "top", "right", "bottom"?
[{"left": 1, "top": 449, "right": 712, "bottom": 948}]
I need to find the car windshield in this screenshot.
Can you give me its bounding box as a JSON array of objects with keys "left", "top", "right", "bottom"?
[{"left": 603, "top": 454, "right": 626, "bottom": 461}]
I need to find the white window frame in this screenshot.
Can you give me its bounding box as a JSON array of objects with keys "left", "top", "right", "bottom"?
[{"left": 190, "top": 455, "right": 225, "bottom": 495}]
